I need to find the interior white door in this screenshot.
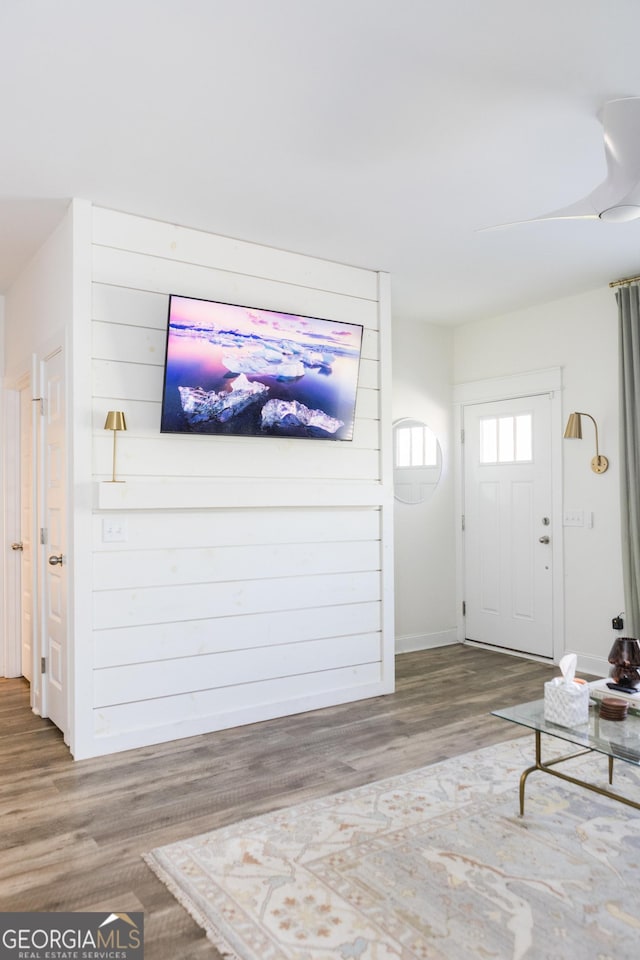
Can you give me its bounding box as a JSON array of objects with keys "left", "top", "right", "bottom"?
[
  {"left": 463, "top": 394, "right": 553, "bottom": 658},
  {"left": 19, "top": 381, "right": 34, "bottom": 681},
  {"left": 41, "top": 348, "right": 67, "bottom": 734}
]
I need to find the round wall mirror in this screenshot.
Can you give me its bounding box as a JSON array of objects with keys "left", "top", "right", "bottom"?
[{"left": 393, "top": 418, "right": 442, "bottom": 504}]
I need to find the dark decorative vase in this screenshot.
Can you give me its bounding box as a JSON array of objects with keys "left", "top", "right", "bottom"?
[{"left": 608, "top": 637, "right": 640, "bottom": 689}]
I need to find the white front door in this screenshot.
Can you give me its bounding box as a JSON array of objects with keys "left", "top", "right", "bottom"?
[
  {"left": 40, "top": 348, "right": 68, "bottom": 734},
  {"left": 463, "top": 394, "right": 553, "bottom": 658}
]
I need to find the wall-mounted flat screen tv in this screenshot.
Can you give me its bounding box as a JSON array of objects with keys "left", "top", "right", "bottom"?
[{"left": 160, "top": 295, "right": 364, "bottom": 441}]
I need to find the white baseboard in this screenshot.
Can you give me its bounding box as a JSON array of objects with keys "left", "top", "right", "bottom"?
[
  {"left": 574, "top": 653, "right": 609, "bottom": 679},
  {"left": 396, "top": 629, "right": 459, "bottom": 654}
]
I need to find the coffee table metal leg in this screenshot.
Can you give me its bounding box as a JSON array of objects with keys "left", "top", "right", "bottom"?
[
  {"left": 519, "top": 730, "right": 542, "bottom": 816},
  {"left": 517, "top": 730, "right": 639, "bottom": 816}
]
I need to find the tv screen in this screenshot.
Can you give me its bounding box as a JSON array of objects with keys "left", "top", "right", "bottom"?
[{"left": 160, "top": 295, "right": 364, "bottom": 441}]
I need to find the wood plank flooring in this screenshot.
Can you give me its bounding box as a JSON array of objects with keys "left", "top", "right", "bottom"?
[{"left": 0, "top": 645, "right": 561, "bottom": 959}]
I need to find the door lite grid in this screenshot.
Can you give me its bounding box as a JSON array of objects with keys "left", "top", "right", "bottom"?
[{"left": 479, "top": 414, "right": 533, "bottom": 465}]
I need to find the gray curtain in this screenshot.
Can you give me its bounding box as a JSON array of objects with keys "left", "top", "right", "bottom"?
[{"left": 617, "top": 282, "right": 640, "bottom": 635}]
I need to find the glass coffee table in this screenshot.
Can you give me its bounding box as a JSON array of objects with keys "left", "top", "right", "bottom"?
[{"left": 492, "top": 698, "right": 640, "bottom": 815}]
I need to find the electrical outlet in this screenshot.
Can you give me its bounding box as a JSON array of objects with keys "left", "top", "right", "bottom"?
[{"left": 612, "top": 616, "right": 624, "bottom": 631}]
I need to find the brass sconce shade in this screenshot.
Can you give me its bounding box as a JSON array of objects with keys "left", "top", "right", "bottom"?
[
  {"left": 563, "top": 411, "right": 608, "bottom": 473},
  {"left": 104, "top": 410, "right": 127, "bottom": 482}
]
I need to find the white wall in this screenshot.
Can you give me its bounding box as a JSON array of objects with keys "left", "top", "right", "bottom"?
[
  {"left": 392, "top": 319, "right": 457, "bottom": 651},
  {"left": 3, "top": 208, "right": 73, "bottom": 382},
  {"left": 1, "top": 205, "right": 75, "bottom": 715},
  {"left": 73, "top": 207, "right": 394, "bottom": 758},
  {"left": 454, "top": 286, "right": 624, "bottom": 675},
  {"left": 0, "top": 294, "right": 5, "bottom": 678}
]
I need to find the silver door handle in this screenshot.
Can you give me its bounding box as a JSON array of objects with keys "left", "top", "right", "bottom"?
[
  {"left": 11, "top": 542, "right": 23, "bottom": 551},
  {"left": 538, "top": 536, "right": 550, "bottom": 544},
  {"left": 48, "top": 554, "right": 64, "bottom": 566}
]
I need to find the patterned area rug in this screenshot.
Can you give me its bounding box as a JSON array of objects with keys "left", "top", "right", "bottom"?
[{"left": 145, "top": 737, "right": 640, "bottom": 960}]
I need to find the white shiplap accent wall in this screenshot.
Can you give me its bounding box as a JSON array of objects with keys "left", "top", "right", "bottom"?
[{"left": 86, "top": 207, "right": 394, "bottom": 756}]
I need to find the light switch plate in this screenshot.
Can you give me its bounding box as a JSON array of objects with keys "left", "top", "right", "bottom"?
[
  {"left": 102, "top": 517, "right": 128, "bottom": 542},
  {"left": 563, "top": 510, "right": 584, "bottom": 527}
]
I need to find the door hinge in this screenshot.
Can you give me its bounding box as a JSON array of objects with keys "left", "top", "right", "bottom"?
[
  {"left": 40, "top": 528, "right": 47, "bottom": 545},
  {"left": 460, "top": 428, "right": 465, "bottom": 444},
  {"left": 461, "top": 514, "right": 465, "bottom": 531},
  {"left": 462, "top": 601, "right": 466, "bottom": 617},
  {"left": 41, "top": 656, "right": 46, "bottom": 674},
  {"left": 32, "top": 396, "right": 44, "bottom": 415}
]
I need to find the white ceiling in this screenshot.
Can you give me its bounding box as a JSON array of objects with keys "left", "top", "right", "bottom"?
[{"left": 3, "top": 0, "right": 640, "bottom": 324}]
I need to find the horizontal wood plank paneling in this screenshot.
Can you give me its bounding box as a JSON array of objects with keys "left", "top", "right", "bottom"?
[
  {"left": 95, "top": 480, "right": 388, "bottom": 510},
  {"left": 361, "top": 327, "right": 378, "bottom": 363},
  {"left": 92, "top": 321, "right": 166, "bottom": 365},
  {"left": 93, "top": 540, "right": 380, "bottom": 590},
  {"left": 92, "top": 507, "right": 380, "bottom": 552},
  {"left": 92, "top": 434, "right": 380, "bottom": 481},
  {"left": 94, "top": 633, "right": 381, "bottom": 707},
  {"left": 92, "top": 358, "right": 163, "bottom": 402},
  {"left": 93, "top": 601, "right": 381, "bottom": 667},
  {"left": 92, "top": 246, "right": 379, "bottom": 330},
  {"left": 92, "top": 570, "right": 381, "bottom": 630},
  {"left": 93, "top": 207, "right": 379, "bottom": 302},
  {"left": 356, "top": 388, "right": 379, "bottom": 421},
  {"left": 92, "top": 282, "right": 168, "bottom": 329},
  {"left": 356, "top": 358, "right": 379, "bottom": 391},
  {"left": 85, "top": 207, "right": 391, "bottom": 758},
  {"left": 93, "top": 662, "right": 384, "bottom": 738}
]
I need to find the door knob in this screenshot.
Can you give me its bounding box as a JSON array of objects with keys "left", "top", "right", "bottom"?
[
  {"left": 538, "top": 536, "right": 550, "bottom": 544},
  {"left": 48, "top": 554, "right": 64, "bottom": 566},
  {"left": 11, "top": 542, "right": 23, "bottom": 551}
]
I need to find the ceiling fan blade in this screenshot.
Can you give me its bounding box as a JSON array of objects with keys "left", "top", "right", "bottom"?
[
  {"left": 600, "top": 97, "right": 640, "bottom": 191},
  {"left": 518, "top": 197, "right": 600, "bottom": 223},
  {"left": 481, "top": 96, "right": 640, "bottom": 231},
  {"left": 479, "top": 198, "right": 598, "bottom": 232},
  {"left": 586, "top": 97, "right": 640, "bottom": 210}
]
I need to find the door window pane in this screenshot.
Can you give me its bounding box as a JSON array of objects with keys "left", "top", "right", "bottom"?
[
  {"left": 498, "top": 417, "right": 515, "bottom": 462},
  {"left": 480, "top": 418, "right": 498, "bottom": 464},
  {"left": 479, "top": 413, "right": 533, "bottom": 464},
  {"left": 515, "top": 414, "right": 532, "bottom": 461}
]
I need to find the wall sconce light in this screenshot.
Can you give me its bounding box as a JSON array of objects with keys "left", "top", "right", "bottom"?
[
  {"left": 563, "top": 411, "right": 609, "bottom": 473},
  {"left": 104, "top": 410, "right": 127, "bottom": 482}
]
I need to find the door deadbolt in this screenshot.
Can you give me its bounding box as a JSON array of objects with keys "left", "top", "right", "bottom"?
[
  {"left": 48, "top": 554, "right": 64, "bottom": 566},
  {"left": 541, "top": 517, "right": 550, "bottom": 525}
]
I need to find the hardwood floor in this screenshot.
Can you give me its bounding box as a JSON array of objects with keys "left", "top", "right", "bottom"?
[{"left": 1, "top": 645, "right": 560, "bottom": 958}]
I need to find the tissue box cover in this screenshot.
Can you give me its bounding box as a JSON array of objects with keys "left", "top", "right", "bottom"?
[{"left": 544, "top": 680, "right": 589, "bottom": 727}]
